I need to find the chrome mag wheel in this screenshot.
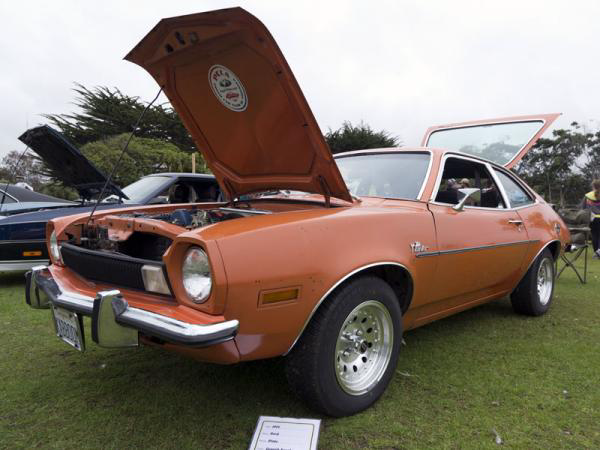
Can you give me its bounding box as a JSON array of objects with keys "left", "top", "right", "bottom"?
[
  {"left": 334, "top": 300, "right": 394, "bottom": 395},
  {"left": 537, "top": 257, "right": 554, "bottom": 306}
]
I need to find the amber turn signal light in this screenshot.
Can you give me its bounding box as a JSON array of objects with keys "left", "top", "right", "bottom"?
[{"left": 260, "top": 288, "right": 299, "bottom": 305}]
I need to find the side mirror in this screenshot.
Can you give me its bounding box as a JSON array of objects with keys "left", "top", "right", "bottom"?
[
  {"left": 453, "top": 188, "right": 481, "bottom": 211},
  {"left": 148, "top": 196, "right": 168, "bottom": 205}
]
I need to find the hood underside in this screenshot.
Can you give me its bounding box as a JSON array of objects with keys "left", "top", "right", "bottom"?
[
  {"left": 18, "top": 126, "right": 127, "bottom": 201},
  {"left": 125, "top": 7, "right": 352, "bottom": 203}
]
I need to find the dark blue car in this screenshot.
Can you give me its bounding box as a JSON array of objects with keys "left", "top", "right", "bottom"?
[
  {"left": 0, "top": 184, "right": 75, "bottom": 216},
  {"left": 0, "top": 126, "right": 218, "bottom": 272}
]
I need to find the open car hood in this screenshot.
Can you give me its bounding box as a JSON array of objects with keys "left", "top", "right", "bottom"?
[
  {"left": 18, "top": 126, "right": 127, "bottom": 201},
  {"left": 125, "top": 7, "right": 352, "bottom": 203},
  {"left": 421, "top": 113, "right": 560, "bottom": 169}
]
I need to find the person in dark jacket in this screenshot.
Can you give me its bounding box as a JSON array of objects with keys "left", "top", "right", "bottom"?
[{"left": 582, "top": 179, "right": 600, "bottom": 258}]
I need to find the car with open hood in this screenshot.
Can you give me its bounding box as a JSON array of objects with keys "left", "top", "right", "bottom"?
[
  {"left": 25, "top": 8, "right": 569, "bottom": 417},
  {"left": 0, "top": 126, "right": 219, "bottom": 272}
]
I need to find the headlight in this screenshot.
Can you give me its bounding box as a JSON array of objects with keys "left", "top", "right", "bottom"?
[
  {"left": 182, "top": 247, "right": 212, "bottom": 303},
  {"left": 49, "top": 230, "right": 62, "bottom": 264}
]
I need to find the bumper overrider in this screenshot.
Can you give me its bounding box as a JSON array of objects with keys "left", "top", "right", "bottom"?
[{"left": 25, "top": 266, "right": 239, "bottom": 350}]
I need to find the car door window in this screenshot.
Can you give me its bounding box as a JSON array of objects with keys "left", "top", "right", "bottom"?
[
  {"left": 493, "top": 169, "right": 534, "bottom": 208},
  {"left": 188, "top": 180, "right": 221, "bottom": 202},
  {"left": 434, "top": 157, "right": 506, "bottom": 209}
]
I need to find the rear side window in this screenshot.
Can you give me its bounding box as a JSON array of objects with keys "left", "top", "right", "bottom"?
[{"left": 494, "top": 169, "right": 534, "bottom": 208}]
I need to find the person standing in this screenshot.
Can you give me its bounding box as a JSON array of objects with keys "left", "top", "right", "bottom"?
[{"left": 582, "top": 179, "right": 600, "bottom": 258}]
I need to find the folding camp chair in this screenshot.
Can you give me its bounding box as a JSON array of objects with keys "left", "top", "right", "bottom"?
[{"left": 556, "top": 208, "right": 591, "bottom": 284}]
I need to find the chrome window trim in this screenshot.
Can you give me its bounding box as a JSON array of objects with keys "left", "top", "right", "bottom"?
[
  {"left": 487, "top": 162, "right": 511, "bottom": 208},
  {"left": 424, "top": 118, "right": 547, "bottom": 168},
  {"left": 334, "top": 150, "right": 432, "bottom": 202},
  {"left": 284, "top": 261, "right": 413, "bottom": 355},
  {"left": 429, "top": 153, "right": 539, "bottom": 212},
  {"left": 416, "top": 150, "right": 434, "bottom": 200},
  {"left": 415, "top": 239, "right": 540, "bottom": 258}
]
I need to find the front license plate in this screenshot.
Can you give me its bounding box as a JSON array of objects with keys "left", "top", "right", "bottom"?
[{"left": 51, "top": 306, "right": 85, "bottom": 351}]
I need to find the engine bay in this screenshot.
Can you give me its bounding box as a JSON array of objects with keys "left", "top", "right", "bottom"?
[
  {"left": 73, "top": 207, "right": 270, "bottom": 261},
  {"left": 124, "top": 206, "right": 270, "bottom": 229}
]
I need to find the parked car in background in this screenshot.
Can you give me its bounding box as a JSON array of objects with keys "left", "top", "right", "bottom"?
[
  {"left": 25, "top": 8, "right": 569, "bottom": 417},
  {"left": 0, "top": 126, "right": 219, "bottom": 272},
  {"left": 0, "top": 184, "right": 74, "bottom": 217}
]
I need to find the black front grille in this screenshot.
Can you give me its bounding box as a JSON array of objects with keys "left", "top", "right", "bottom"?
[{"left": 61, "top": 243, "right": 151, "bottom": 291}]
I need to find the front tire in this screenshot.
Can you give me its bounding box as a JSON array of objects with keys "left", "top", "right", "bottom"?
[
  {"left": 285, "top": 276, "right": 402, "bottom": 417},
  {"left": 510, "top": 248, "right": 555, "bottom": 316}
]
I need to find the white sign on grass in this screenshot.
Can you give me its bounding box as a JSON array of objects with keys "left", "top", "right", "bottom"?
[{"left": 249, "top": 416, "right": 321, "bottom": 450}]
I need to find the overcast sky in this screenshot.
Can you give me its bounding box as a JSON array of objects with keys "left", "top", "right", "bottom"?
[{"left": 1, "top": 0, "right": 599, "bottom": 159}]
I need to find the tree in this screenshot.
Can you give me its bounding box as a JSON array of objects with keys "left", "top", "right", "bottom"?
[
  {"left": 78, "top": 134, "right": 202, "bottom": 187},
  {"left": 0, "top": 150, "right": 46, "bottom": 189},
  {"left": 515, "top": 122, "right": 593, "bottom": 205},
  {"left": 44, "top": 84, "right": 198, "bottom": 153},
  {"left": 325, "top": 121, "right": 400, "bottom": 154}
]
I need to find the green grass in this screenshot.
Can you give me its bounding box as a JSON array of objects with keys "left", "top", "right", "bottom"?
[{"left": 1, "top": 253, "right": 599, "bottom": 449}]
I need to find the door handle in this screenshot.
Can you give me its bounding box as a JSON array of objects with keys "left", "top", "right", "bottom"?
[{"left": 508, "top": 219, "right": 523, "bottom": 225}]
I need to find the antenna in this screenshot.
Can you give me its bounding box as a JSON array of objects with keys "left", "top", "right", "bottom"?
[{"left": 85, "top": 87, "right": 163, "bottom": 226}]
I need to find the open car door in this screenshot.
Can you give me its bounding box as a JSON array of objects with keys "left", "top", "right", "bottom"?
[{"left": 421, "top": 113, "right": 560, "bottom": 169}]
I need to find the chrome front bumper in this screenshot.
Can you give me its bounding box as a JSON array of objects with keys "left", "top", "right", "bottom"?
[
  {"left": 1, "top": 259, "right": 49, "bottom": 272},
  {"left": 25, "top": 266, "right": 239, "bottom": 349}
]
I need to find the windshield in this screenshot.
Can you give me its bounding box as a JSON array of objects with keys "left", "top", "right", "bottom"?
[
  {"left": 119, "top": 176, "right": 171, "bottom": 204},
  {"left": 335, "top": 152, "right": 430, "bottom": 200},
  {"left": 426, "top": 121, "right": 543, "bottom": 166}
]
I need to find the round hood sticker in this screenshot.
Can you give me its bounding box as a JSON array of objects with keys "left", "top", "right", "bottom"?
[{"left": 208, "top": 65, "right": 248, "bottom": 112}]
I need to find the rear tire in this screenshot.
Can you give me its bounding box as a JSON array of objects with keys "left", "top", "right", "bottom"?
[
  {"left": 285, "top": 276, "right": 402, "bottom": 417},
  {"left": 510, "top": 248, "right": 555, "bottom": 316}
]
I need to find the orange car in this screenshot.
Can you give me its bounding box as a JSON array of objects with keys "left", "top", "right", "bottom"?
[{"left": 25, "top": 8, "right": 569, "bottom": 417}]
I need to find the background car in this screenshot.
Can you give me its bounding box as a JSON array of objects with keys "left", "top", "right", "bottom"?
[
  {"left": 0, "top": 126, "right": 219, "bottom": 272},
  {"left": 0, "top": 184, "right": 74, "bottom": 217},
  {"left": 25, "top": 8, "right": 569, "bottom": 417}
]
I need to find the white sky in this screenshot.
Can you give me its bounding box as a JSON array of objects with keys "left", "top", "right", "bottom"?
[{"left": 1, "top": 0, "right": 599, "bottom": 159}]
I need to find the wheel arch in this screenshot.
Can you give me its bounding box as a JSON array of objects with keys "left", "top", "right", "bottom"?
[
  {"left": 511, "top": 239, "right": 560, "bottom": 292},
  {"left": 546, "top": 240, "right": 561, "bottom": 261},
  {"left": 285, "top": 261, "right": 413, "bottom": 355}
]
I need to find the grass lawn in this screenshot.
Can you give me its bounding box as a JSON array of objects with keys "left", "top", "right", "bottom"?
[{"left": 1, "top": 253, "right": 599, "bottom": 449}]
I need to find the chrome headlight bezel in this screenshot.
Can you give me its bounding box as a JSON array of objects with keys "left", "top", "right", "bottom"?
[
  {"left": 182, "top": 246, "right": 212, "bottom": 303},
  {"left": 49, "top": 230, "right": 62, "bottom": 264}
]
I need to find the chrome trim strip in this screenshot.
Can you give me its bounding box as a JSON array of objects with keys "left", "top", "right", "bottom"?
[
  {"left": 0, "top": 239, "right": 46, "bottom": 245},
  {"left": 415, "top": 239, "right": 540, "bottom": 258},
  {"left": 284, "top": 261, "right": 413, "bottom": 355},
  {"left": 0, "top": 259, "right": 49, "bottom": 271},
  {"left": 27, "top": 267, "right": 239, "bottom": 347}
]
